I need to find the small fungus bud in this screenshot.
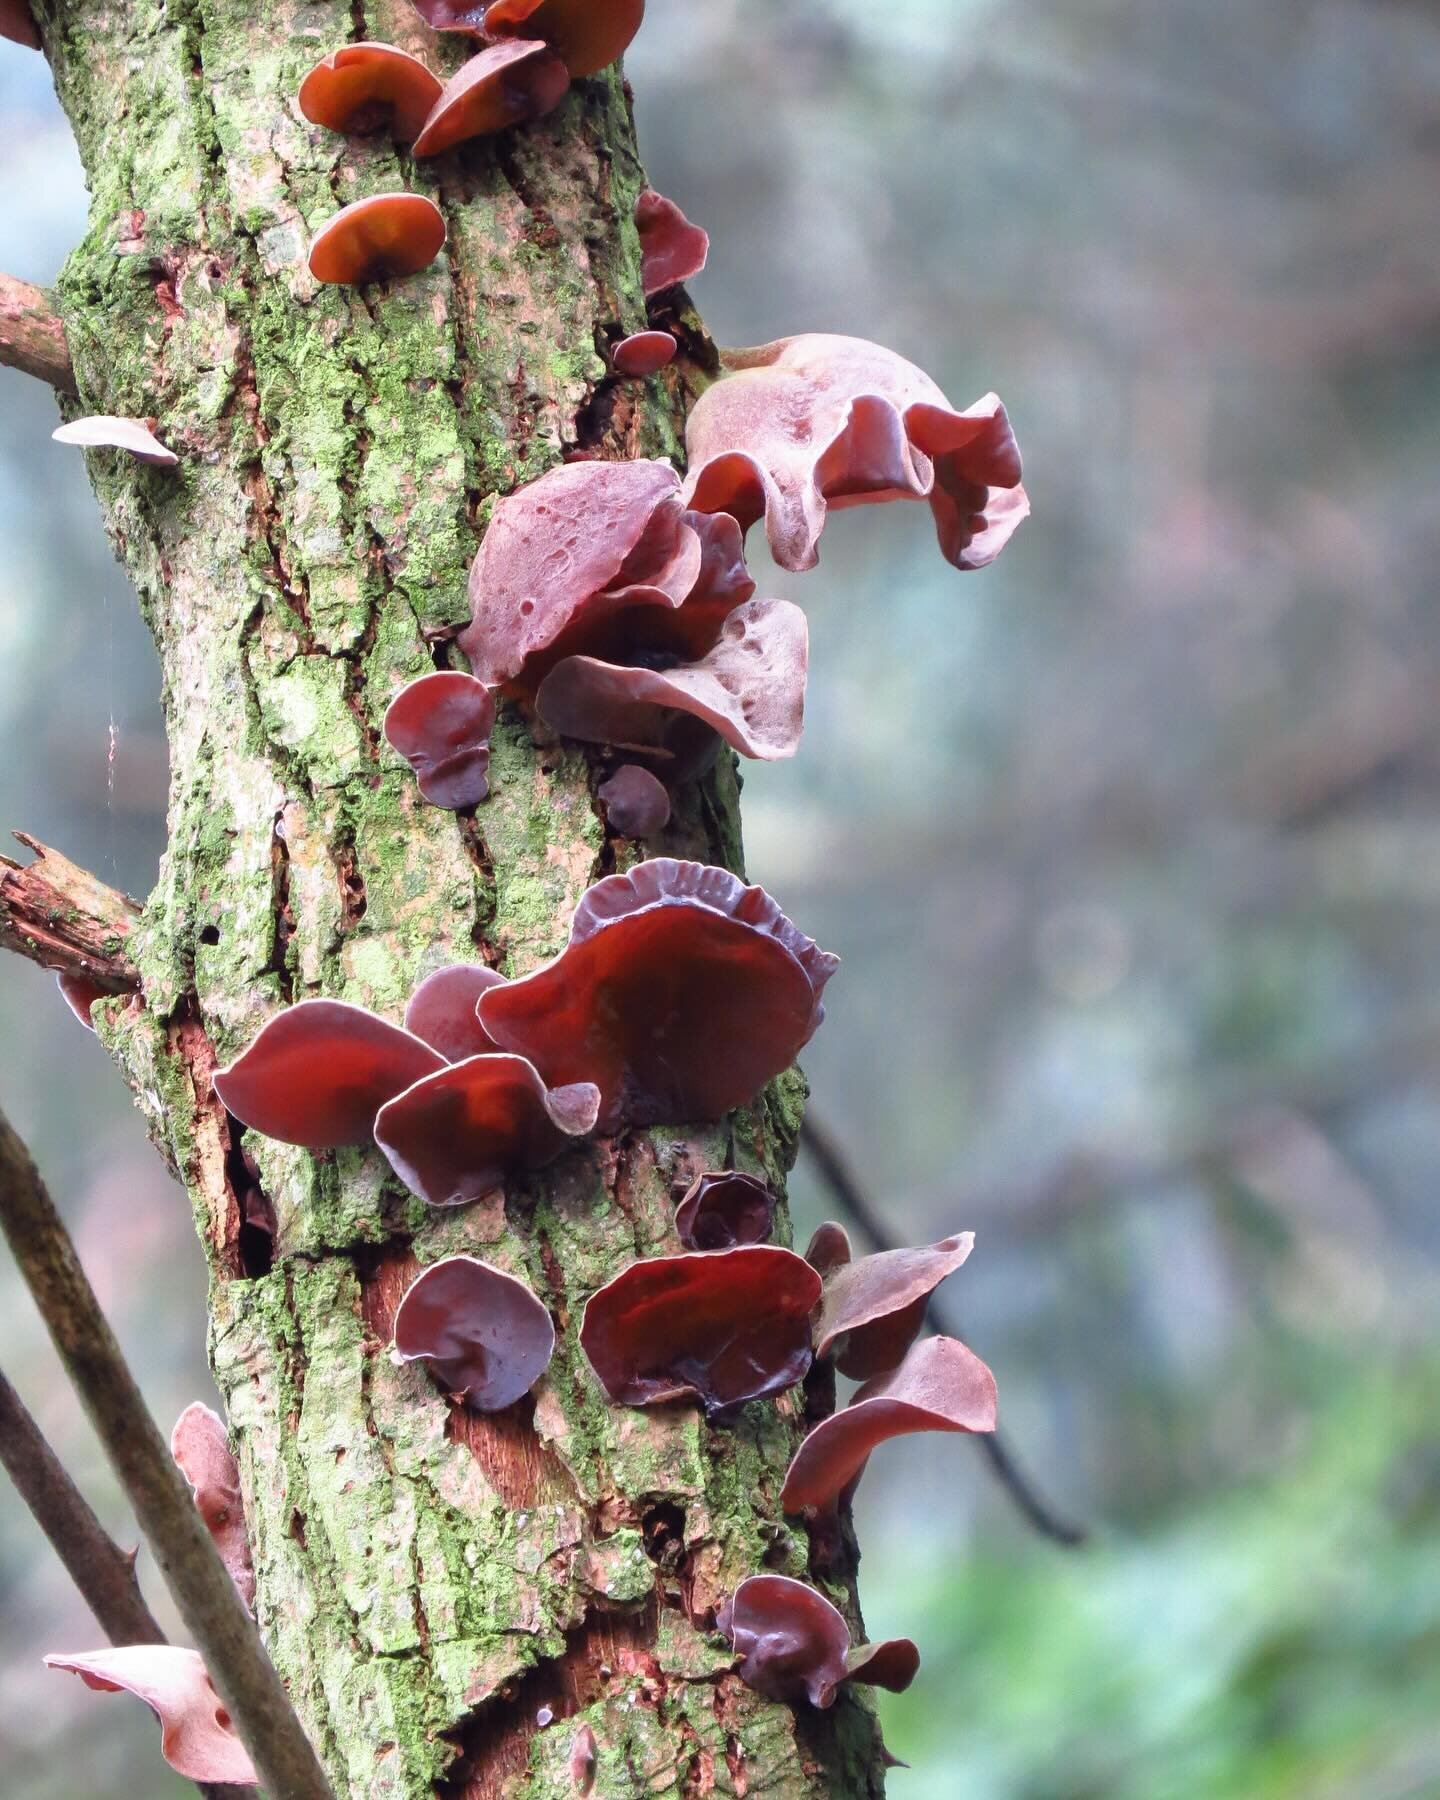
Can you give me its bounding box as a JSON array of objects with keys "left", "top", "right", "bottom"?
[
  {"left": 611, "top": 330, "right": 677, "bottom": 377},
  {"left": 393, "top": 1254, "right": 556, "bottom": 1411},
  {"left": 717, "top": 1573, "right": 918, "bottom": 1709},
  {"left": 596, "top": 764, "right": 670, "bottom": 837},
  {"left": 673, "top": 1171, "right": 774, "bottom": 1251},
  {"left": 382, "top": 671, "right": 496, "bottom": 810}
]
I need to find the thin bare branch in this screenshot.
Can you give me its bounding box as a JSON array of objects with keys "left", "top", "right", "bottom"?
[
  {"left": 799, "top": 1110, "right": 1089, "bottom": 1549},
  {"left": 0, "top": 834, "right": 141, "bottom": 991},
  {"left": 0, "top": 273, "right": 76, "bottom": 394},
  {"left": 0, "top": 1104, "right": 335, "bottom": 1800}
]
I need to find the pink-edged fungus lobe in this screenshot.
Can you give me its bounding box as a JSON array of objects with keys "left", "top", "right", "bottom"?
[
  {"left": 683, "top": 333, "right": 1028, "bottom": 572},
  {"left": 484, "top": 0, "right": 645, "bottom": 79},
  {"left": 477, "top": 859, "right": 838, "bottom": 1131},
  {"left": 718, "top": 1574, "right": 919, "bottom": 1709},
  {"left": 213, "top": 999, "right": 445, "bottom": 1149},
  {"left": 611, "top": 330, "right": 676, "bottom": 377},
  {"left": 375, "top": 1055, "right": 600, "bottom": 1207},
  {"left": 804, "top": 1220, "right": 853, "bottom": 1277},
  {"left": 170, "top": 1402, "right": 255, "bottom": 1610},
  {"left": 814, "top": 1230, "right": 975, "bottom": 1380},
  {"left": 56, "top": 970, "right": 108, "bottom": 1030},
  {"left": 411, "top": 38, "right": 570, "bottom": 157},
  {"left": 673, "top": 1170, "right": 774, "bottom": 1251},
  {"left": 298, "top": 43, "right": 443, "bottom": 142},
  {"left": 579, "top": 1245, "right": 820, "bottom": 1416},
  {"left": 393, "top": 1254, "right": 555, "bottom": 1410},
  {"left": 307, "top": 193, "right": 446, "bottom": 285},
  {"left": 0, "top": 0, "right": 41, "bottom": 48},
  {"left": 780, "top": 1333, "right": 998, "bottom": 1513},
  {"left": 635, "top": 188, "right": 708, "bottom": 297},
  {"left": 383, "top": 671, "right": 496, "bottom": 810},
  {"left": 597, "top": 764, "right": 670, "bottom": 837},
  {"left": 52, "top": 416, "right": 178, "bottom": 466},
  {"left": 44, "top": 1647, "right": 258, "bottom": 1785},
  {"left": 403, "top": 963, "right": 507, "bottom": 1061}
]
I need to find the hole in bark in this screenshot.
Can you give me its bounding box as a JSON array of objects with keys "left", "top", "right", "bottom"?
[
  {"left": 199, "top": 924, "right": 220, "bottom": 945},
  {"left": 641, "top": 1502, "right": 687, "bottom": 1571},
  {"left": 224, "top": 1119, "right": 275, "bottom": 1280}
]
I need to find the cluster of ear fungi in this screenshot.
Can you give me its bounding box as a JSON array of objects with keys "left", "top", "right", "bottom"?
[{"left": 23, "top": 0, "right": 1035, "bottom": 1781}]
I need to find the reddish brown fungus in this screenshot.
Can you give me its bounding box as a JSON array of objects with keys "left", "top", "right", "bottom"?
[
  {"left": 535, "top": 595, "right": 808, "bottom": 761},
  {"left": 803, "top": 1220, "right": 853, "bottom": 1277},
  {"left": 44, "top": 1648, "right": 258, "bottom": 1785},
  {"left": 297, "top": 43, "right": 443, "bottom": 143},
  {"left": 403, "top": 0, "right": 487, "bottom": 33},
  {"left": 392, "top": 1254, "right": 555, "bottom": 1410},
  {"left": 477, "top": 859, "right": 838, "bottom": 1131},
  {"left": 52, "top": 417, "right": 177, "bottom": 466},
  {"left": 0, "top": 0, "right": 41, "bottom": 49},
  {"left": 683, "top": 333, "right": 1029, "bottom": 572},
  {"left": 170, "top": 1403, "right": 255, "bottom": 1610},
  {"left": 403, "top": 963, "right": 507, "bottom": 1061},
  {"left": 56, "top": 970, "right": 108, "bottom": 1030},
  {"left": 780, "top": 1334, "right": 998, "bottom": 1513},
  {"left": 375, "top": 1055, "right": 600, "bottom": 1207},
  {"left": 673, "top": 1171, "right": 774, "bottom": 1251},
  {"left": 484, "top": 0, "right": 645, "bottom": 78},
  {"left": 382, "top": 671, "right": 496, "bottom": 810},
  {"left": 717, "top": 1574, "right": 919, "bottom": 1709},
  {"left": 596, "top": 764, "right": 671, "bottom": 837},
  {"left": 635, "top": 188, "right": 709, "bottom": 297},
  {"left": 580, "top": 1245, "right": 820, "bottom": 1415},
  {"left": 411, "top": 38, "right": 569, "bottom": 157},
  {"left": 814, "top": 1230, "right": 975, "bottom": 1380},
  {"left": 213, "top": 999, "right": 445, "bottom": 1149},
  {"left": 307, "top": 193, "right": 446, "bottom": 285},
  {"left": 611, "top": 330, "right": 676, "bottom": 377}
]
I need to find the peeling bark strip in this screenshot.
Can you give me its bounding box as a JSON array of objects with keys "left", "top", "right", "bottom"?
[
  {"left": 38, "top": 3, "right": 885, "bottom": 1796},
  {"left": 0, "top": 271, "right": 76, "bottom": 392}
]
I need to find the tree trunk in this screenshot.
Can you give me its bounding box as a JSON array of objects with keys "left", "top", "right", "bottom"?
[{"left": 37, "top": 1, "right": 883, "bottom": 1794}]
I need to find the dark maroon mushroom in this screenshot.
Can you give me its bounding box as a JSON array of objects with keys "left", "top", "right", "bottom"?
[
  {"left": 403, "top": 963, "right": 507, "bottom": 1061},
  {"left": 0, "top": 0, "right": 41, "bottom": 47},
  {"left": 717, "top": 1574, "right": 919, "bottom": 1709},
  {"left": 780, "top": 1334, "right": 998, "bottom": 1514},
  {"left": 673, "top": 1171, "right": 774, "bottom": 1251},
  {"left": 393, "top": 1254, "right": 555, "bottom": 1410},
  {"left": 56, "top": 971, "right": 108, "bottom": 1031},
  {"left": 635, "top": 188, "right": 708, "bottom": 297},
  {"left": 170, "top": 1403, "right": 255, "bottom": 1610},
  {"left": 476, "top": 859, "right": 838, "bottom": 1131},
  {"left": 803, "top": 1221, "right": 853, "bottom": 1277},
  {"left": 611, "top": 330, "right": 676, "bottom": 377},
  {"left": 297, "top": 42, "right": 443, "bottom": 143},
  {"left": 383, "top": 671, "right": 496, "bottom": 810},
  {"left": 374, "top": 1055, "right": 600, "bottom": 1207},
  {"left": 596, "top": 765, "right": 670, "bottom": 837},
  {"left": 814, "top": 1230, "right": 975, "bottom": 1380},
  {"left": 213, "top": 1000, "right": 445, "bottom": 1148},
  {"left": 579, "top": 1246, "right": 820, "bottom": 1415},
  {"left": 43, "top": 1648, "right": 257, "bottom": 1785},
  {"left": 410, "top": 38, "right": 569, "bottom": 158}
]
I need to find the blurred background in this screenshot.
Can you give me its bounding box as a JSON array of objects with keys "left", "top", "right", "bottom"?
[{"left": 3, "top": 0, "right": 1439, "bottom": 1793}]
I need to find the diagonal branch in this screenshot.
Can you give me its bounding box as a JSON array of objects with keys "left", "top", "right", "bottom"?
[
  {"left": 0, "top": 1104, "right": 335, "bottom": 1800},
  {"left": 799, "top": 1109, "right": 1089, "bottom": 1548},
  {"left": 0, "top": 834, "right": 141, "bottom": 991},
  {"left": 0, "top": 272, "right": 76, "bottom": 394}
]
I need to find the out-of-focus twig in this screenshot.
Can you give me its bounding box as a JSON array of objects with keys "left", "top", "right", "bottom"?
[
  {"left": 0, "top": 272, "right": 75, "bottom": 393},
  {"left": 0, "top": 834, "right": 141, "bottom": 991},
  {"left": 0, "top": 1103, "right": 335, "bottom": 1800},
  {"left": 799, "top": 1110, "right": 1089, "bottom": 1548}
]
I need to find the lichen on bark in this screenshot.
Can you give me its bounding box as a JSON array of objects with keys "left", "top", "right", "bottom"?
[{"left": 38, "top": 0, "right": 887, "bottom": 1792}]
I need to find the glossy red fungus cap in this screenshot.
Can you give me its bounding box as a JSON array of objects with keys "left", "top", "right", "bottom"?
[
  {"left": 814, "top": 1230, "right": 975, "bottom": 1380},
  {"left": 213, "top": 999, "right": 445, "bottom": 1149},
  {"left": 803, "top": 1220, "right": 853, "bottom": 1276},
  {"left": 383, "top": 671, "right": 496, "bottom": 810},
  {"left": 717, "top": 1574, "right": 919, "bottom": 1709},
  {"left": 52, "top": 416, "right": 177, "bottom": 466},
  {"left": 392, "top": 1254, "right": 555, "bottom": 1410},
  {"left": 171, "top": 1403, "right": 255, "bottom": 1610},
  {"left": 403, "top": 963, "right": 507, "bottom": 1060},
  {"left": 683, "top": 333, "right": 1029, "bottom": 572},
  {"left": 673, "top": 1170, "right": 773, "bottom": 1251},
  {"left": 611, "top": 330, "right": 677, "bottom": 377},
  {"left": 307, "top": 193, "right": 446, "bottom": 285},
  {"left": 411, "top": 38, "right": 570, "bottom": 157},
  {"left": 44, "top": 1648, "right": 258, "bottom": 1785},
  {"left": 635, "top": 188, "right": 708, "bottom": 297},
  {"left": 56, "top": 970, "right": 108, "bottom": 1030},
  {"left": 534, "top": 595, "right": 808, "bottom": 762},
  {"left": 579, "top": 1245, "right": 820, "bottom": 1415},
  {"left": 477, "top": 859, "right": 838, "bottom": 1131},
  {"left": 375, "top": 1054, "right": 600, "bottom": 1207},
  {"left": 298, "top": 43, "right": 443, "bottom": 142},
  {"left": 484, "top": 0, "right": 644, "bottom": 78},
  {"left": 459, "top": 459, "right": 702, "bottom": 690},
  {"left": 780, "top": 1334, "right": 998, "bottom": 1513},
  {"left": 0, "top": 1, "right": 41, "bottom": 48},
  {"left": 596, "top": 764, "right": 670, "bottom": 837}
]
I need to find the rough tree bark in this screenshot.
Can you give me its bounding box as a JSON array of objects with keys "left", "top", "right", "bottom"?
[{"left": 26, "top": 1, "right": 887, "bottom": 1795}]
